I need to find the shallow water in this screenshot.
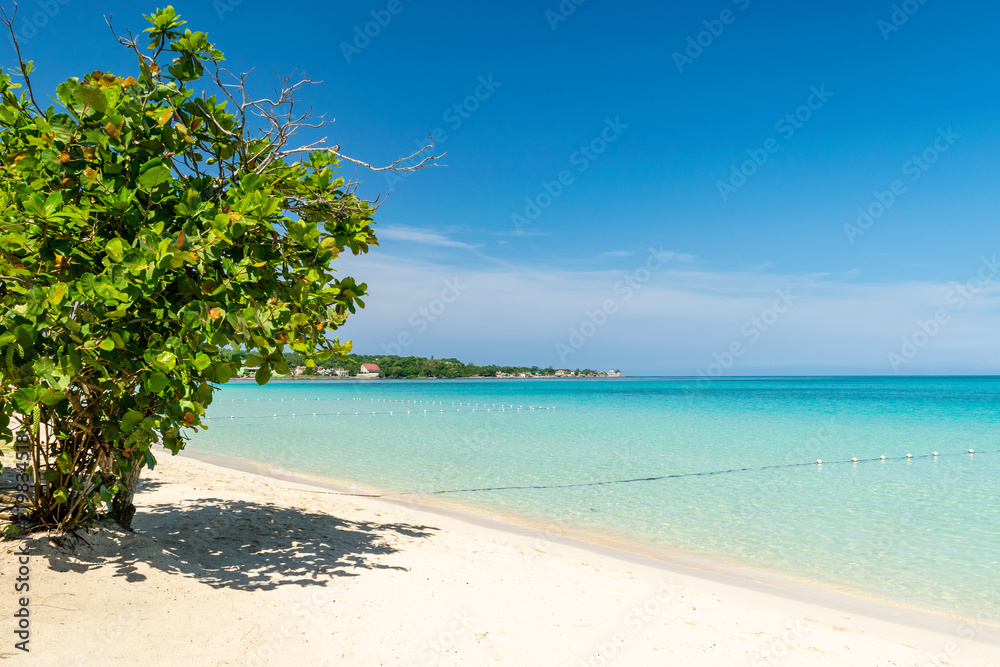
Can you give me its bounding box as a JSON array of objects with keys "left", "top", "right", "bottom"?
[{"left": 190, "top": 376, "right": 1000, "bottom": 620}]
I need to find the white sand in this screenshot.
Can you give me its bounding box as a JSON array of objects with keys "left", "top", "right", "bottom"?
[{"left": 2, "top": 452, "right": 999, "bottom": 666}]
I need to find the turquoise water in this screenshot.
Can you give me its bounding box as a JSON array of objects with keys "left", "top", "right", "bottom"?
[{"left": 190, "top": 377, "right": 1000, "bottom": 620}]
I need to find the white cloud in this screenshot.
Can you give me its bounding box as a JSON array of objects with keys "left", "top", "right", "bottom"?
[
  {"left": 332, "top": 252, "right": 1000, "bottom": 375},
  {"left": 376, "top": 225, "right": 479, "bottom": 250}
]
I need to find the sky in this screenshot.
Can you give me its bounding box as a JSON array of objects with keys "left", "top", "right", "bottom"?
[{"left": 6, "top": 0, "right": 1000, "bottom": 374}]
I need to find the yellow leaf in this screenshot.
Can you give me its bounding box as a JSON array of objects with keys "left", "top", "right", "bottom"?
[
  {"left": 105, "top": 121, "right": 120, "bottom": 138},
  {"left": 59, "top": 151, "right": 70, "bottom": 163},
  {"left": 120, "top": 76, "right": 138, "bottom": 88},
  {"left": 157, "top": 108, "right": 173, "bottom": 126},
  {"left": 51, "top": 282, "right": 67, "bottom": 305},
  {"left": 228, "top": 212, "right": 243, "bottom": 221}
]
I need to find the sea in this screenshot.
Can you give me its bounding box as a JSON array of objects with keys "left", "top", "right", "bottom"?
[{"left": 189, "top": 376, "right": 1000, "bottom": 622}]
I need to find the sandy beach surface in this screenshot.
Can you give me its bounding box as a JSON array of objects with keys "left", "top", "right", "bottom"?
[{"left": 3, "top": 451, "right": 1000, "bottom": 666}]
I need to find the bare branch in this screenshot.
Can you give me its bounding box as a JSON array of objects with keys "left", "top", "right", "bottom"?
[{"left": 1, "top": 3, "right": 43, "bottom": 115}]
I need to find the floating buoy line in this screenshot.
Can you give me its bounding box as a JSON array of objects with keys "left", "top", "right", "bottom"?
[
  {"left": 262, "top": 449, "right": 998, "bottom": 499},
  {"left": 212, "top": 396, "right": 555, "bottom": 419}
]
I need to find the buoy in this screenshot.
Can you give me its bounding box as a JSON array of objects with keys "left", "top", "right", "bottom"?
[
  {"left": 880, "top": 455, "right": 886, "bottom": 460},
  {"left": 933, "top": 452, "right": 939, "bottom": 456},
  {"left": 906, "top": 454, "right": 912, "bottom": 458},
  {"left": 852, "top": 457, "right": 858, "bottom": 462},
  {"left": 969, "top": 449, "right": 975, "bottom": 454},
  {"left": 231, "top": 416, "right": 234, "bottom": 419},
  {"left": 816, "top": 459, "right": 823, "bottom": 464},
  {"left": 273, "top": 415, "right": 277, "bottom": 418}
]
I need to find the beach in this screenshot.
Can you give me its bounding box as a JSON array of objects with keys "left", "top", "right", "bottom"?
[{"left": 3, "top": 451, "right": 999, "bottom": 666}]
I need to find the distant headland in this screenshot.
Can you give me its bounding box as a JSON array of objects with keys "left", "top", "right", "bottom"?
[{"left": 223, "top": 351, "right": 621, "bottom": 380}]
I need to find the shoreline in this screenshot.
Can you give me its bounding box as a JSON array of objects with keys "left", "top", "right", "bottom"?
[
  {"left": 178, "top": 447, "right": 1000, "bottom": 646},
  {"left": 6, "top": 449, "right": 1000, "bottom": 664}
]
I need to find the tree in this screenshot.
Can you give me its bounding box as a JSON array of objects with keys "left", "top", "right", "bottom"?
[{"left": 0, "top": 6, "right": 436, "bottom": 531}]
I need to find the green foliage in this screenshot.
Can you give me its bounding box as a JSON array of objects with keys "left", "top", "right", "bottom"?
[
  {"left": 0, "top": 7, "right": 376, "bottom": 530},
  {"left": 333, "top": 355, "right": 554, "bottom": 379}
]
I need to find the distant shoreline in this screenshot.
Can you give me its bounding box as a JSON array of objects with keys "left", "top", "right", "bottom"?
[{"left": 230, "top": 375, "right": 629, "bottom": 381}]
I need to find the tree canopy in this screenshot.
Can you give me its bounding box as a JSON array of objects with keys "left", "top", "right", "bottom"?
[{"left": 0, "top": 6, "right": 432, "bottom": 531}]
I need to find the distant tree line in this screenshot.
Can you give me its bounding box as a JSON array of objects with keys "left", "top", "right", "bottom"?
[{"left": 218, "top": 350, "right": 603, "bottom": 379}]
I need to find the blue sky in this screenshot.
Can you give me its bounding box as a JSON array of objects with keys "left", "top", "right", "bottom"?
[{"left": 8, "top": 0, "right": 1000, "bottom": 374}]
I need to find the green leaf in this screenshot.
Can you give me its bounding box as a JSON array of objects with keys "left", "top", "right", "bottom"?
[
  {"left": 212, "top": 361, "right": 234, "bottom": 384},
  {"left": 55, "top": 453, "right": 73, "bottom": 474},
  {"left": 52, "top": 487, "right": 69, "bottom": 505},
  {"left": 39, "top": 390, "right": 66, "bottom": 406},
  {"left": 44, "top": 192, "right": 62, "bottom": 216},
  {"left": 51, "top": 282, "right": 68, "bottom": 306},
  {"left": 254, "top": 364, "right": 270, "bottom": 386},
  {"left": 153, "top": 350, "right": 177, "bottom": 371},
  {"left": 192, "top": 353, "right": 211, "bottom": 371},
  {"left": 137, "top": 159, "right": 172, "bottom": 190},
  {"left": 122, "top": 410, "right": 143, "bottom": 432},
  {"left": 147, "top": 372, "right": 168, "bottom": 393},
  {"left": 99, "top": 338, "right": 115, "bottom": 352},
  {"left": 106, "top": 238, "right": 124, "bottom": 263},
  {"left": 12, "top": 387, "right": 40, "bottom": 412},
  {"left": 73, "top": 84, "right": 108, "bottom": 113}
]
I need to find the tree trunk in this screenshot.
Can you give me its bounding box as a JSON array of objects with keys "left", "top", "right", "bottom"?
[{"left": 110, "top": 462, "right": 142, "bottom": 530}]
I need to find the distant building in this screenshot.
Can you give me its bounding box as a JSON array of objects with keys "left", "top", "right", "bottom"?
[
  {"left": 606, "top": 369, "right": 621, "bottom": 377},
  {"left": 332, "top": 368, "right": 350, "bottom": 377},
  {"left": 555, "top": 369, "right": 567, "bottom": 377},
  {"left": 357, "top": 363, "right": 380, "bottom": 378},
  {"left": 291, "top": 366, "right": 306, "bottom": 376}
]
